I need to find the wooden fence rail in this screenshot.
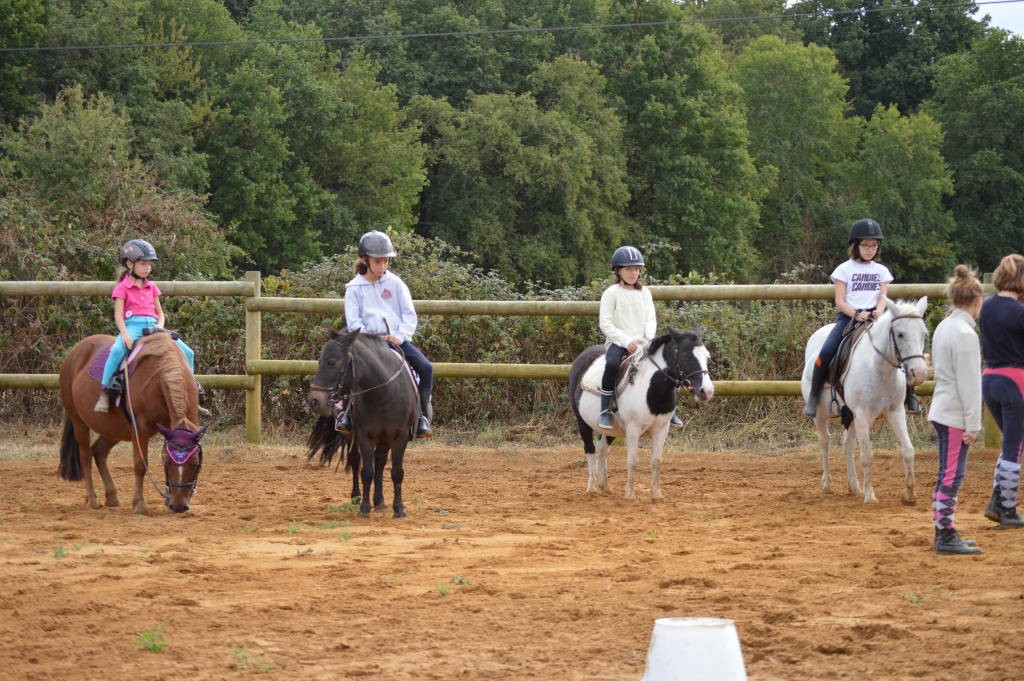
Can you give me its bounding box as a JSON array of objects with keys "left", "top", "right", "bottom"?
[{"left": 0, "top": 277, "right": 962, "bottom": 443}]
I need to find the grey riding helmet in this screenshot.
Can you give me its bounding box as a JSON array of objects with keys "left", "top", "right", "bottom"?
[
  {"left": 119, "top": 238, "right": 158, "bottom": 265},
  {"left": 611, "top": 245, "right": 644, "bottom": 269},
  {"left": 358, "top": 230, "right": 397, "bottom": 258}
]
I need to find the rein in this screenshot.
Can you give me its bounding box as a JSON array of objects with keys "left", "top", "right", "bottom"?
[
  {"left": 647, "top": 348, "right": 708, "bottom": 392},
  {"left": 867, "top": 313, "right": 926, "bottom": 371},
  {"left": 309, "top": 337, "right": 406, "bottom": 400},
  {"left": 122, "top": 352, "right": 202, "bottom": 500}
]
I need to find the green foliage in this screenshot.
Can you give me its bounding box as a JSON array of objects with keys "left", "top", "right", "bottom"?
[
  {"left": 0, "top": 0, "right": 46, "bottom": 125},
  {"left": 852, "top": 105, "right": 955, "bottom": 282},
  {"left": 135, "top": 619, "right": 169, "bottom": 652},
  {"left": 597, "top": 1, "right": 762, "bottom": 280},
  {"left": 414, "top": 55, "right": 628, "bottom": 287},
  {"left": 734, "top": 35, "right": 858, "bottom": 278},
  {"left": 925, "top": 31, "right": 1024, "bottom": 273},
  {"left": 787, "top": 0, "right": 984, "bottom": 118}
]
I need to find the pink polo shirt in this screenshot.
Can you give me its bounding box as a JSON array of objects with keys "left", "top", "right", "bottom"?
[{"left": 111, "top": 277, "right": 161, "bottom": 319}]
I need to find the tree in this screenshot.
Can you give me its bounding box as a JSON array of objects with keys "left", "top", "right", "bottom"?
[
  {"left": 787, "top": 0, "right": 985, "bottom": 117},
  {"left": 414, "top": 56, "right": 628, "bottom": 287},
  {"left": 851, "top": 105, "right": 955, "bottom": 282},
  {"left": 925, "top": 31, "right": 1024, "bottom": 272},
  {"left": 0, "top": 0, "right": 46, "bottom": 125},
  {"left": 733, "top": 35, "right": 859, "bottom": 276},
  {"left": 596, "top": 0, "right": 762, "bottom": 280}
]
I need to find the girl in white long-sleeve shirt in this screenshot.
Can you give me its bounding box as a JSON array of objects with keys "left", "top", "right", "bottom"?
[
  {"left": 597, "top": 246, "right": 679, "bottom": 430},
  {"left": 928, "top": 265, "right": 985, "bottom": 554}
]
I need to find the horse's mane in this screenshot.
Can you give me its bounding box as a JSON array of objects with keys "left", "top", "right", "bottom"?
[
  {"left": 135, "top": 333, "right": 193, "bottom": 429},
  {"left": 648, "top": 328, "right": 702, "bottom": 355}
]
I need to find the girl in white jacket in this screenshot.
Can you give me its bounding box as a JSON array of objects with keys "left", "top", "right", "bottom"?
[{"left": 928, "top": 265, "right": 984, "bottom": 554}]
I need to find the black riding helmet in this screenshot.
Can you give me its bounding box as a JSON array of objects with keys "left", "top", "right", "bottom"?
[
  {"left": 611, "top": 245, "right": 644, "bottom": 269},
  {"left": 848, "top": 219, "right": 883, "bottom": 244}
]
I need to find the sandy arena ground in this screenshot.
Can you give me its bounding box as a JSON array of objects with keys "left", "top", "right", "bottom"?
[{"left": 1, "top": 429, "right": 1022, "bottom": 681}]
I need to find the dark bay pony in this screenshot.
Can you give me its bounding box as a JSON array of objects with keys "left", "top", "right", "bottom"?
[
  {"left": 569, "top": 329, "right": 714, "bottom": 500},
  {"left": 58, "top": 332, "right": 207, "bottom": 514},
  {"left": 306, "top": 329, "right": 421, "bottom": 518}
]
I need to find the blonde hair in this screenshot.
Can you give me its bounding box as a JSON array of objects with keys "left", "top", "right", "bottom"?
[
  {"left": 946, "top": 264, "right": 983, "bottom": 308},
  {"left": 992, "top": 253, "right": 1024, "bottom": 294}
]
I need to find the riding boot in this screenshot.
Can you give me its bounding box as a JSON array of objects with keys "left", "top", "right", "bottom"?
[
  {"left": 934, "top": 527, "right": 981, "bottom": 555},
  {"left": 598, "top": 393, "right": 614, "bottom": 430},
  {"left": 334, "top": 400, "right": 352, "bottom": 436},
  {"left": 905, "top": 385, "right": 922, "bottom": 415},
  {"left": 670, "top": 413, "right": 684, "bottom": 427},
  {"left": 803, "top": 361, "right": 828, "bottom": 417},
  {"left": 415, "top": 415, "right": 432, "bottom": 438},
  {"left": 94, "top": 390, "right": 111, "bottom": 413},
  {"left": 984, "top": 486, "right": 1024, "bottom": 528},
  {"left": 195, "top": 379, "right": 212, "bottom": 418}
]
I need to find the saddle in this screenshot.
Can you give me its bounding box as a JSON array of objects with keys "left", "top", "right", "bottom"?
[
  {"left": 824, "top": 319, "right": 872, "bottom": 422},
  {"left": 580, "top": 350, "right": 643, "bottom": 397}
]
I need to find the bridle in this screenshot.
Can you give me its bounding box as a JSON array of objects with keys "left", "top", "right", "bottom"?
[
  {"left": 309, "top": 337, "right": 405, "bottom": 402},
  {"left": 121, "top": 359, "right": 203, "bottom": 501},
  {"left": 648, "top": 342, "right": 709, "bottom": 393},
  {"left": 868, "top": 312, "right": 926, "bottom": 372}
]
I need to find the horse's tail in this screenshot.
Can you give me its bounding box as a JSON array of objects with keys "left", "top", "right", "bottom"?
[
  {"left": 305, "top": 416, "right": 351, "bottom": 467},
  {"left": 58, "top": 417, "right": 83, "bottom": 481}
]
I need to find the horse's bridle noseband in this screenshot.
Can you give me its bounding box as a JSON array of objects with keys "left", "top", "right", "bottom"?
[
  {"left": 649, "top": 349, "right": 709, "bottom": 392},
  {"left": 868, "top": 313, "right": 926, "bottom": 372}
]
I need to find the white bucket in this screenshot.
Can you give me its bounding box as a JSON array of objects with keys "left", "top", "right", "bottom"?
[{"left": 641, "top": 617, "right": 747, "bottom": 681}]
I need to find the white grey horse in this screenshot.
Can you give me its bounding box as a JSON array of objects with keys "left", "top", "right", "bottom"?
[
  {"left": 802, "top": 296, "right": 929, "bottom": 504},
  {"left": 569, "top": 329, "right": 714, "bottom": 500}
]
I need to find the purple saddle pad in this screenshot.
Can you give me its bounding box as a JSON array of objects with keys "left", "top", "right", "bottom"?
[
  {"left": 88, "top": 345, "right": 113, "bottom": 382},
  {"left": 87, "top": 341, "right": 145, "bottom": 383}
]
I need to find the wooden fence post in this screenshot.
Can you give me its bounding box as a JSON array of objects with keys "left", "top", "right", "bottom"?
[{"left": 244, "top": 271, "right": 262, "bottom": 443}]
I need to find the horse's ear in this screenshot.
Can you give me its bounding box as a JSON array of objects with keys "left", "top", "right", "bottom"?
[
  {"left": 323, "top": 327, "right": 339, "bottom": 340},
  {"left": 195, "top": 425, "right": 209, "bottom": 440},
  {"left": 156, "top": 423, "right": 172, "bottom": 438},
  {"left": 885, "top": 296, "right": 898, "bottom": 315},
  {"left": 915, "top": 296, "right": 928, "bottom": 316}
]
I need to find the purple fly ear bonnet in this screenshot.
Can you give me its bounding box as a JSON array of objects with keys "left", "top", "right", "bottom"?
[{"left": 156, "top": 424, "right": 208, "bottom": 464}]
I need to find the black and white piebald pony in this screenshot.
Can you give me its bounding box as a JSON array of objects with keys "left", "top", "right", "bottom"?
[{"left": 569, "top": 329, "right": 714, "bottom": 500}]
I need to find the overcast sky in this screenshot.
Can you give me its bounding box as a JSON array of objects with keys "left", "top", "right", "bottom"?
[{"left": 978, "top": 0, "right": 1024, "bottom": 34}]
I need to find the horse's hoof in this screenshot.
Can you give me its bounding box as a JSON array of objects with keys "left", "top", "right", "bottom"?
[
  {"left": 132, "top": 505, "right": 148, "bottom": 515},
  {"left": 105, "top": 495, "right": 120, "bottom": 507},
  {"left": 901, "top": 494, "right": 916, "bottom": 506},
  {"left": 393, "top": 509, "right": 406, "bottom": 519}
]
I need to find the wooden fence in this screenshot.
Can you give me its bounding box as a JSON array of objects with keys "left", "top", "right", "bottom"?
[{"left": 0, "top": 277, "right": 959, "bottom": 443}]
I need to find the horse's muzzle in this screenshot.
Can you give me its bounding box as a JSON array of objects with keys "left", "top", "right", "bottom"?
[{"left": 307, "top": 389, "right": 332, "bottom": 417}]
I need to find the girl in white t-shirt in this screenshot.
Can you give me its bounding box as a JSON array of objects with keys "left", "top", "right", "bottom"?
[
  {"left": 597, "top": 246, "right": 682, "bottom": 430},
  {"left": 802, "top": 219, "right": 917, "bottom": 416}
]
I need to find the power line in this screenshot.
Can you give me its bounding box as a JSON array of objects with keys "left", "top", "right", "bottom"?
[{"left": 0, "top": 0, "right": 1018, "bottom": 54}]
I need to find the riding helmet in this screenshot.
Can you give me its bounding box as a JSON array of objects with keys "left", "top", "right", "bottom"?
[
  {"left": 611, "top": 246, "right": 644, "bottom": 269},
  {"left": 848, "top": 219, "right": 884, "bottom": 244},
  {"left": 119, "top": 238, "right": 158, "bottom": 265},
  {"left": 358, "top": 230, "right": 397, "bottom": 259}
]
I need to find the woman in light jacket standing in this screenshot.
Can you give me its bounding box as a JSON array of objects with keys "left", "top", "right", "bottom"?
[{"left": 928, "top": 265, "right": 984, "bottom": 554}]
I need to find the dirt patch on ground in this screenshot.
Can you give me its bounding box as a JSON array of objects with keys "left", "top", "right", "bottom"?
[{"left": 1, "top": 433, "right": 1022, "bottom": 680}]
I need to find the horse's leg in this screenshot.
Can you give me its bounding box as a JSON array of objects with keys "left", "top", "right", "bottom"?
[
  {"left": 816, "top": 415, "right": 833, "bottom": 494},
  {"left": 623, "top": 427, "right": 642, "bottom": 500},
  {"left": 131, "top": 440, "right": 151, "bottom": 515},
  {"left": 372, "top": 445, "right": 388, "bottom": 510},
  {"left": 357, "top": 434, "right": 374, "bottom": 517},
  {"left": 91, "top": 436, "right": 120, "bottom": 507},
  {"left": 390, "top": 440, "right": 408, "bottom": 519},
  {"left": 349, "top": 445, "right": 361, "bottom": 505},
  {"left": 884, "top": 409, "right": 916, "bottom": 506},
  {"left": 71, "top": 419, "right": 101, "bottom": 509},
  {"left": 852, "top": 416, "right": 877, "bottom": 503},
  {"left": 649, "top": 425, "right": 670, "bottom": 501}
]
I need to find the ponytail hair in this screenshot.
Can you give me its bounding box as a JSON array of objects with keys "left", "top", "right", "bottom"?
[
  {"left": 353, "top": 256, "right": 369, "bottom": 276},
  {"left": 946, "top": 264, "right": 983, "bottom": 308}
]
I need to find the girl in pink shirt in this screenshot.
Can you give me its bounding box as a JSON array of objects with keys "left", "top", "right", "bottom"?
[{"left": 94, "top": 239, "right": 203, "bottom": 414}]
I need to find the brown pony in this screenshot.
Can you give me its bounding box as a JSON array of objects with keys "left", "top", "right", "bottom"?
[{"left": 57, "top": 331, "right": 207, "bottom": 514}]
